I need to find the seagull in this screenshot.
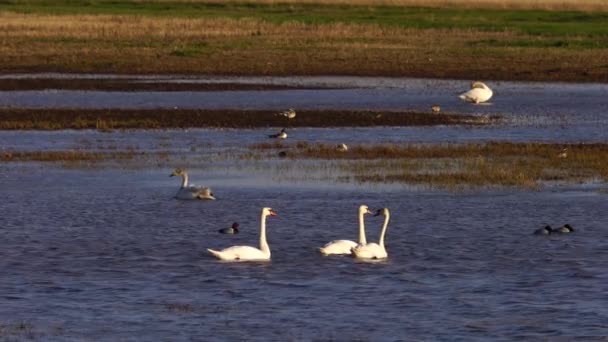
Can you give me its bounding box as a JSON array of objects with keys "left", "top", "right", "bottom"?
[
  {"left": 337, "top": 143, "right": 348, "bottom": 152},
  {"left": 279, "top": 108, "right": 296, "bottom": 119}
]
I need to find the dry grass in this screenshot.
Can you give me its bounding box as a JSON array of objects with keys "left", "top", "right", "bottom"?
[
  {"left": 0, "top": 11, "right": 606, "bottom": 81},
  {"left": 170, "top": 0, "right": 608, "bottom": 12}
]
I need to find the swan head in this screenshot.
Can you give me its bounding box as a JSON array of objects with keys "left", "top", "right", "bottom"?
[
  {"left": 170, "top": 168, "right": 186, "bottom": 177},
  {"left": 374, "top": 208, "right": 389, "bottom": 217},
  {"left": 359, "top": 205, "right": 373, "bottom": 215},
  {"left": 262, "top": 207, "right": 278, "bottom": 217}
]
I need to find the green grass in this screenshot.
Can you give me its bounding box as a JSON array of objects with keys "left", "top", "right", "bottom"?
[{"left": 2, "top": 0, "right": 608, "bottom": 40}]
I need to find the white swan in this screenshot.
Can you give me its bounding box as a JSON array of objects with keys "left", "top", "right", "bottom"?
[
  {"left": 459, "top": 81, "right": 493, "bottom": 104},
  {"left": 352, "top": 208, "right": 390, "bottom": 259},
  {"left": 319, "top": 205, "right": 372, "bottom": 255},
  {"left": 207, "top": 207, "right": 277, "bottom": 261},
  {"left": 170, "top": 169, "right": 215, "bottom": 200}
]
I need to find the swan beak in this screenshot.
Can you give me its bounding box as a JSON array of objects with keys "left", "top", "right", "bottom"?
[{"left": 269, "top": 210, "right": 278, "bottom": 216}]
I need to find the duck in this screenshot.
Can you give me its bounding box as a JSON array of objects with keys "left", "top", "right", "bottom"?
[
  {"left": 219, "top": 222, "right": 239, "bottom": 234},
  {"left": 553, "top": 224, "right": 574, "bottom": 234},
  {"left": 279, "top": 108, "right": 296, "bottom": 119},
  {"left": 207, "top": 207, "right": 277, "bottom": 261},
  {"left": 170, "top": 169, "right": 215, "bottom": 200},
  {"left": 319, "top": 205, "right": 372, "bottom": 255},
  {"left": 352, "top": 208, "right": 390, "bottom": 259},
  {"left": 268, "top": 128, "right": 287, "bottom": 139},
  {"left": 459, "top": 81, "right": 493, "bottom": 104},
  {"left": 533, "top": 225, "right": 553, "bottom": 235},
  {"left": 337, "top": 143, "right": 348, "bottom": 152}
]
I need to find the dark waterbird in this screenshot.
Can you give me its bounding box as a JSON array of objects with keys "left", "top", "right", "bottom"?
[
  {"left": 553, "top": 224, "right": 575, "bottom": 234},
  {"left": 219, "top": 222, "right": 240, "bottom": 234},
  {"left": 533, "top": 225, "right": 553, "bottom": 235}
]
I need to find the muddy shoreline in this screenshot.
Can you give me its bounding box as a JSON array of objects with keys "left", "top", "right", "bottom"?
[{"left": 0, "top": 109, "right": 495, "bottom": 130}]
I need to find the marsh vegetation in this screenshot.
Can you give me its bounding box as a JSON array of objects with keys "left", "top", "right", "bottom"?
[{"left": 1, "top": 1, "right": 607, "bottom": 81}]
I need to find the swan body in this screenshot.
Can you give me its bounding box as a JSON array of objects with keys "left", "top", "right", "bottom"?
[
  {"left": 319, "top": 205, "right": 372, "bottom": 255},
  {"left": 269, "top": 128, "right": 287, "bottom": 139},
  {"left": 459, "top": 81, "right": 493, "bottom": 104},
  {"left": 208, "top": 208, "right": 277, "bottom": 261},
  {"left": 170, "top": 169, "right": 215, "bottom": 200},
  {"left": 352, "top": 208, "right": 390, "bottom": 259},
  {"left": 219, "top": 222, "right": 239, "bottom": 234}
]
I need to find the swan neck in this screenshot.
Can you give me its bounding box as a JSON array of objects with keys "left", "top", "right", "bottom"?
[
  {"left": 259, "top": 213, "right": 270, "bottom": 256},
  {"left": 358, "top": 211, "right": 367, "bottom": 245},
  {"left": 181, "top": 173, "right": 188, "bottom": 188},
  {"left": 379, "top": 212, "right": 390, "bottom": 247}
]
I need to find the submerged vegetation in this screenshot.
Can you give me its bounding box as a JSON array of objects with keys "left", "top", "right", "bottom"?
[
  {"left": 0, "top": 1, "right": 607, "bottom": 81},
  {"left": 0, "top": 109, "right": 494, "bottom": 130}
]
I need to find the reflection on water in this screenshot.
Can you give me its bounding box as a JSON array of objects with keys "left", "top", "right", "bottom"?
[{"left": 0, "top": 167, "right": 607, "bottom": 340}]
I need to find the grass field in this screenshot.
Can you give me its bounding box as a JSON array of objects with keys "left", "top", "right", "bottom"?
[{"left": 1, "top": 1, "right": 607, "bottom": 81}]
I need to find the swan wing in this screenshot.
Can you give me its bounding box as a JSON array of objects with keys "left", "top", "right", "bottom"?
[
  {"left": 319, "top": 239, "right": 358, "bottom": 255},
  {"left": 175, "top": 186, "right": 215, "bottom": 200},
  {"left": 208, "top": 246, "right": 269, "bottom": 261},
  {"left": 459, "top": 88, "right": 493, "bottom": 103}
]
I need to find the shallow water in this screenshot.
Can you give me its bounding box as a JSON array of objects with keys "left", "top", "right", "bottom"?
[
  {"left": 0, "top": 167, "right": 607, "bottom": 340},
  {"left": 2, "top": 75, "right": 608, "bottom": 143},
  {"left": 1, "top": 75, "right": 607, "bottom": 340}
]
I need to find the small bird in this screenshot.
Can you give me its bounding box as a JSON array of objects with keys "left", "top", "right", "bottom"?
[
  {"left": 431, "top": 105, "right": 441, "bottom": 113},
  {"left": 553, "top": 224, "right": 574, "bottom": 234},
  {"left": 337, "top": 143, "right": 348, "bottom": 152},
  {"left": 558, "top": 148, "right": 568, "bottom": 159},
  {"left": 279, "top": 108, "right": 296, "bottom": 119},
  {"left": 459, "top": 81, "right": 493, "bottom": 104},
  {"left": 268, "top": 128, "right": 287, "bottom": 139},
  {"left": 533, "top": 225, "right": 553, "bottom": 235},
  {"left": 219, "top": 222, "right": 240, "bottom": 234}
]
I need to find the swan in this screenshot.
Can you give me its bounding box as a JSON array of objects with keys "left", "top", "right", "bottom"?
[
  {"left": 170, "top": 169, "right": 216, "bottom": 200},
  {"left": 219, "top": 222, "right": 239, "bottom": 234},
  {"left": 533, "top": 225, "right": 553, "bottom": 235},
  {"left": 352, "top": 208, "right": 390, "bottom": 259},
  {"left": 553, "top": 224, "right": 574, "bottom": 234},
  {"left": 459, "top": 81, "right": 493, "bottom": 104},
  {"left": 207, "top": 207, "right": 277, "bottom": 261},
  {"left": 319, "top": 205, "right": 372, "bottom": 255},
  {"left": 269, "top": 128, "right": 287, "bottom": 139},
  {"left": 279, "top": 108, "right": 296, "bottom": 119},
  {"left": 431, "top": 105, "right": 441, "bottom": 113},
  {"left": 337, "top": 143, "right": 348, "bottom": 152}
]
